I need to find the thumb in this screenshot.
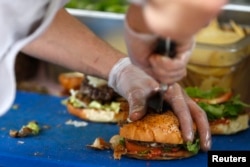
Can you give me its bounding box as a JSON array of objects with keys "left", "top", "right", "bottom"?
[{"left": 127, "top": 89, "right": 147, "bottom": 122}]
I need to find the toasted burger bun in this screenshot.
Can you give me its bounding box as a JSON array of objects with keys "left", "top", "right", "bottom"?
[
  {"left": 210, "top": 113, "right": 249, "bottom": 135},
  {"left": 120, "top": 111, "right": 184, "bottom": 144},
  {"left": 58, "top": 72, "right": 84, "bottom": 95},
  {"left": 66, "top": 101, "right": 128, "bottom": 123},
  {"left": 111, "top": 111, "right": 199, "bottom": 160}
]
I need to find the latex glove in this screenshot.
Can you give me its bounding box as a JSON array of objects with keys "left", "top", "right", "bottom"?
[
  {"left": 108, "top": 57, "right": 211, "bottom": 151},
  {"left": 163, "top": 83, "right": 211, "bottom": 151},
  {"left": 124, "top": 5, "right": 195, "bottom": 85},
  {"left": 108, "top": 57, "right": 159, "bottom": 120},
  {"left": 124, "top": 0, "right": 227, "bottom": 85}
]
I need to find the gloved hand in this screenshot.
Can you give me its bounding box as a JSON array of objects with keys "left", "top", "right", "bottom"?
[
  {"left": 124, "top": 0, "right": 227, "bottom": 85},
  {"left": 124, "top": 7, "right": 195, "bottom": 85},
  {"left": 163, "top": 83, "right": 211, "bottom": 151},
  {"left": 108, "top": 57, "right": 211, "bottom": 151}
]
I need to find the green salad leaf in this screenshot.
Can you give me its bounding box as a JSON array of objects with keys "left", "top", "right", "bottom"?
[
  {"left": 185, "top": 139, "right": 200, "bottom": 154},
  {"left": 185, "top": 87, "right": 227, "bottom": 99},
  {"left": 65, "top": 0, "right": 128, "bottom": 13},
  {"left": 185, "top": 87, "right": 250, "bottom": 121}
]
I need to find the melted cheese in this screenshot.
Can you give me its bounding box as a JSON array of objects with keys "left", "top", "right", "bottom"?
[{"left": 87, "top": 75, "right": 107, "bottom": 88}]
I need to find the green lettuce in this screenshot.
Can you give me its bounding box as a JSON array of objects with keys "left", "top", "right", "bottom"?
[{"left": 185, "top": 87, "right": 250, "bottom": 121}]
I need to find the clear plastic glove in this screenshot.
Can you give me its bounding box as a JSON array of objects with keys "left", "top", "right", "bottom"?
[
  {"left": 108, "top": 57, "right": 159, "bottom": 120},
  {"left": 163, "top": 83, "right": 211, "bottom": 151},
  {"left": 124, "top": 6, "right": 195, "bottom": 85},
  {"left": 108, "top": 57, "right": 211, "bottom": 151},
  {"left": 148, "top": 39, "right": 194, "bottom": 84},
  {"left": 124, "top": 0, "right": 227, "bottom": 85}
]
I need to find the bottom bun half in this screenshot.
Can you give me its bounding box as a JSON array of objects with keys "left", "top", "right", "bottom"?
[
  {"left": 66, "top": 102, "right": 128, "bottom": 123},
  {"left": 210, "top": 113, "right": 249, "bottom": 135},
  {"left": 125, "top": 150, "right": 195, "bottom": 160}
]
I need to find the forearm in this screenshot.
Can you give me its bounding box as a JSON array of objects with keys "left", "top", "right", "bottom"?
[
  {"left": 21, "top": 8, "right": 125, "bottom": 80},
  {"left": 125, "top": 4, "right": 158, "bottom": 68}
]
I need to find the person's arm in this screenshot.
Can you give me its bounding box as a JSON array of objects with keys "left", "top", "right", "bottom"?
[
  {"left": 21, "top": 8, "right": 125, "bottom": 80},
  {"left": 22, "top": 7, "right": 211, "bottom": 151},
  {"left": 125, "top": 4, "right": 194, "bottom": 85}
]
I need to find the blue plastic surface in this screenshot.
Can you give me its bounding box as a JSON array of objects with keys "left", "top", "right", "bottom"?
[{"left": 0, "top": 91, "right": 249, "bottom": 167}]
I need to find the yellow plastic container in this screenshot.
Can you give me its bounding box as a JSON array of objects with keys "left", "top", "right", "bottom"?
[{"left": 180, "top": 34, "right": 250, "bottom": 109}]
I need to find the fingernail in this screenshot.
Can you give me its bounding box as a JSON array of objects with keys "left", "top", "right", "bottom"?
[
  {"left": 204, "top": 132, "right": 212, "bottom": 150},
  {"left": 129, "top": 111, "right": 142, "bottom": 122},
  {"left": 186, "top": 131, "right": 194, "bottom": 141},
  {"left": 205, "top": 138, "right": 212, "bottom": 150}
]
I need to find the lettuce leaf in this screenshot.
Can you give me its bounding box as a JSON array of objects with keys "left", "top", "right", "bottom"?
[
  {"left": 185, "top": 139, "right": 200, "bottom": 154},
  {"left": 185, "top": 87, "right": 227, "bottom": 99},
  {"left": 185, "top": 87, "right": 250, "bottom": 121}
]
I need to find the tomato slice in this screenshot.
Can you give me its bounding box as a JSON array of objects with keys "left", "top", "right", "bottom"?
[
  {"left": 149, "top": 148, "right": 162, "bottom": 156},
  {"left": 125, "top": 140, "right": 163, "bottom": 158},
  {"left": 192, "top": 91, "right": 232, "bottom": 104},
  {"left": 125, "top": 140, "right": 149, "bottom": 153},
  {"left": 209, "top": 117, "right": 230, "bottom": 125},
  {"left": 124, "top": 140, "right": 191, "bottom": 159}
]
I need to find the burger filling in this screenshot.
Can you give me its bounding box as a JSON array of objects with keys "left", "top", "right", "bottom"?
[
  {"left": 66, "top": 75, "right": 125, "bottom": 113},
  {"left": 185, "top": 87, "right": 250, "bottom": 124},
  {"left": 113, "top": 137, "right": 200, "bottom": 159}
]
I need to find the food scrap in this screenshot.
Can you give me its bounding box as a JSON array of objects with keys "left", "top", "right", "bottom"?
[
  {"left": 11, "top": 104, "right": 19, "bottom": 110},
  {"left": 65, "top": 119, "right": 88, "bottom": 127},
  {"left": 87, "top": 135, "right": 127, "bottom": 160},
  {"left": 9, "top": 121, "right": 40, "bottom": 138},
  {"left": 17, "top": 141, "right": 24, "bottom": 144},
  {"left": 87, "top": 137, "right": 111, "bottom": 150}
]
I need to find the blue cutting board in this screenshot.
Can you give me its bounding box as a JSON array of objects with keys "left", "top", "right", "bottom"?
[{"left": 0, "top": 91, "right": 249, "bottom": 167}]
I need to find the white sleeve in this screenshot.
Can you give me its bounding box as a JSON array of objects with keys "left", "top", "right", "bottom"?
[{"left": 0, "top": 0, "right": 69, "bottom": 116}]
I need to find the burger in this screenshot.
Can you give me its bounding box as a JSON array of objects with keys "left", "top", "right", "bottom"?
[
  {"left": 58, "top": 72, "right": 84, "bottom": 96},
  {"left": 185, "top": 87, "right": 250, "bottom": 135},
  {"left": 108, "top": 110, "right": 200, "bottom": 160},
  {"left": 63, "top": 74, "right": 129, "bottom": 123}
]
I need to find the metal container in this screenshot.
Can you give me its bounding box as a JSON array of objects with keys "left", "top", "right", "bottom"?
[{"left": 67, "top": 9, "right": 127, "bottom": 53}]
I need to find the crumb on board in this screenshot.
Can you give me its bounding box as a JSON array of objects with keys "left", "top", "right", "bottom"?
[
  {"left": 11, "top": 104, "right": 19, "bottom": 110},
  {"left": 65, "top": 119, "right": 88, "bottom": 127},
  {"left": 17, "top": 140, "right": 24, "bottom": 144}
]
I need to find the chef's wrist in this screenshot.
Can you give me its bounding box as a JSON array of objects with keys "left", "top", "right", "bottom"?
[
  {"left": 125, "top": 17, "right": 157, "bottom": 42},
  {"left": 108, "top": 57, "right": 131, "bottom": 91}
]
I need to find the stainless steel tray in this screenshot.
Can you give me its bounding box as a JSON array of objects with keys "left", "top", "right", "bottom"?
[{"left": 66, "top": 4, "right": 250, "bottom": 53}]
